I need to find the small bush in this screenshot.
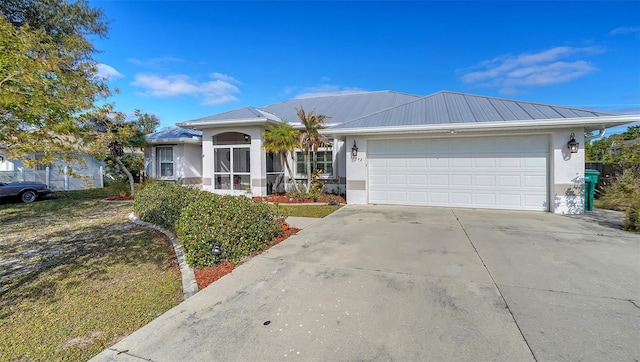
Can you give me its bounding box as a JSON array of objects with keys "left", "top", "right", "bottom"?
[
  {"left": 106, "top": 179, "right": 131, "bottom": 196},
  {"left": 177, "top": 195, "right": 283, "bottom": 268},
  {"left": 599, "top": 169, "right": 640, "bottom": 231},
  {"left": 133, "top": 181, "right": 202, "bottom": 232}
]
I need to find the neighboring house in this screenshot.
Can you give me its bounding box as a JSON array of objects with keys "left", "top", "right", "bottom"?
[
  {"left": 144, "top": 90, "right": 638, "bottom": 214},
  {"left": 0, "top": 149, "right": 103, "bottom": 191},
  {"left": 145, "top": 127, "right": 203, "bottom": 185}
]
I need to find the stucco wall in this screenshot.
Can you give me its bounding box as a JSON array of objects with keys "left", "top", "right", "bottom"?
[
  {"left": 178, "top": 143, "right": 203, "bottom": 184},
  {"left": 551, "top": 129, "right": 585, "bottom": 214},
  {"left": 345, "top": 136, "right": 368, "bottom": 204}
]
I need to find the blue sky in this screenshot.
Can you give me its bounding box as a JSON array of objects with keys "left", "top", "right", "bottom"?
[{"left": 90, "top": 1, "right": 640, "bottom": 134}]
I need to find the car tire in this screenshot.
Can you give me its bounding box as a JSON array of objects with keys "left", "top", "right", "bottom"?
[{"left": 20, "top": 190, "right": 37, "bottom": 203}]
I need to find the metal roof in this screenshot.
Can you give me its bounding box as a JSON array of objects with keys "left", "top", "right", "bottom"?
[
  {"left": 185, "top": 106, "right": 280, "bottom": 123},
  {"left": 146, "top": 127, "right": 202, "bottom": 141},
  {"left": 330, "top": 91, "right": 617, "bottom": 129},
  {"left": 179, "top": 91, "right": 422, "bottom": 127},
  {"left": 260, "top": 91, "right": 422, "bottom": 124}
]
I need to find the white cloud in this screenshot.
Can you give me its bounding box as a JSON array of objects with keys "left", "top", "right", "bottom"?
[
  {"left": 295, "top": 85, "right": 367, "bottom": 99},
  {"left": 131, "top": 73, "right": 240, "bottom": 105},
  {"left": 610, "top": 26, "right": 640, "bottom": 37},
  {"left": 96, "top": 63, "right": 124, "bottom": 81},
  {"left": 460, "top": 46, "right": 604, "bottom": 94},
  {"left": 128, "top": 57, "right": 185, "bottom": 68},
  {"left": 210, "top": 72, "right": 241, "bottom": 84}
]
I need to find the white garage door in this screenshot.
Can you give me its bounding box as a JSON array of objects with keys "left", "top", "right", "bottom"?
[{"left": 368, "top": 135, "right": 549, "bottom": 211}]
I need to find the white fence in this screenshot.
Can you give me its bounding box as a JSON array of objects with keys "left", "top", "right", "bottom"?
[{"left": 0, "top": 166, "right": 104, "bottom": 191}]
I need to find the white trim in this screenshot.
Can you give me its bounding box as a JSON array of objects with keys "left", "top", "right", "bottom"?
[
  {"left": 325, "top": 115, "right": 639, "bottom": 136},
  {"left": 177, "top": 118, "right": 281, "bottom": 128},
  {"left": 156, "top": 146, "right": 176, "bottom": 180},
  {"left": 147, "top": 137, "right": 202, "bottom": 145}
]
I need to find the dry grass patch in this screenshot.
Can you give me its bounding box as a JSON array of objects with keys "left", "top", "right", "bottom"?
[{"left": 0, "top": 189, "right": 182, "bottom": 361}]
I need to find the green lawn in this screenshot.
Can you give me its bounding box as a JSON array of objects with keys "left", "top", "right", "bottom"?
[
  {"left": 0, "top": 189, "right": 182, "bottom": 361},
  {"left": 273, "top": 204, "right": 343, "bottom": 218}
]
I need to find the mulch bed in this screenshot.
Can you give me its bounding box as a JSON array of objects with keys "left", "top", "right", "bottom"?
[
  {"left": 253, "top": 193, "right": 346, "bottom": 204},
  {"left": 194, "top": 227, "right": 301, "bottom": 290}
]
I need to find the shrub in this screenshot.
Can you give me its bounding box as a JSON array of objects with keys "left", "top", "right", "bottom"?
[
  {"left": 133, "top": 181, "right": 202, "bottom": 232},
  {"left": 177, "top": 195, "right": 283, "bottom": 268},
  {"left": 106, "top": 179, "right": 131, "bottom": 196},
  {"left": 599, "top": 169, "right": 640, "bottom": 231}
]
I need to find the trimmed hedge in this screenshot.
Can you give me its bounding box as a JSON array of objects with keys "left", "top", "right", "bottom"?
[
  {"left": 177, "top": 195, "right": 284, "bottom": 268},
  {"left": 133, "top": 181, "right": 203, "bottom": 232}
]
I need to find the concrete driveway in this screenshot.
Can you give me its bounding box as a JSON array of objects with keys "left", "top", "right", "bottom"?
[{"left": 92, "top": 205, "right": 640, "bottom": 362}]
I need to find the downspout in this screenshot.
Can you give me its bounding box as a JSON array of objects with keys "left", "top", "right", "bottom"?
[{"left": 585, "top": 128, "right": 605, "bottom": 141}]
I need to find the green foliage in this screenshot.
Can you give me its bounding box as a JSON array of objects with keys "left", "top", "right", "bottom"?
[
  {"left": 0, "top": 1, "right": 112, "bottom": 169},
  {"left": 105, "top": 154, "right": 144, "bottom": 183},
  {"left": 262, "top": 121, "right": 301, "bottom": 192},
  {"left": 297, "top": 107, "right": 330, "bottom": 190},
  {"left": 135, "top": 109, "right": 160, "bottom": 135},
  {"left": 133, "top": 181, "right": 202, "bottom": 232},
  {"left": 106, "top": 179, "right": 131, "bottom": 197},
  {"left": 309, "top": 169, "right": 325, "bottom": 198},
  {"left": 586, "top": 125, "right": 640, "bottom": 165},
  {"left": 599, "top": 169, "right": 640, "bottom": 232},
  {"left": 585, "top": 137, "right": 613, "bottom": 162},
  {"left": 177, "top": 195, "right": 283, "bottom": 268}
]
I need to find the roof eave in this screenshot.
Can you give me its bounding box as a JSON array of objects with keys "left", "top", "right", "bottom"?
[
  {"left": 147, "top": 137, "right": 203, "bottom": 145},
  {"left": 325, "top": 115, "right": 639, "bottom": 136},
  {"left": 176, "top": 118, "right": 280, "bottom": 129}
]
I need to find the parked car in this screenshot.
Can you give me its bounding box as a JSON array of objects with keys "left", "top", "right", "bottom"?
[{"left": 0, "top": 181, "right": 51, "bottom": 203}]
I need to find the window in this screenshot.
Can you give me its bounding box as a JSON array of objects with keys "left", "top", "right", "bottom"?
[
  {"left": 266, "top": 152, "right": 284, "bottom": 195},
  {"left": 296, "top": 151, "right": 333, "bottom": 176},
  {"left": 157, "top": 147, "right": 174, "bottom": 178},
  {"left": 213, "top": 132, "right": 251, "bottom": 191}
]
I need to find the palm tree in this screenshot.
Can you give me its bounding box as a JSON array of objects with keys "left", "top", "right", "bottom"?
[
  {"left": 261, "top": 121, "right": 301, "bottom": 192},
  {"left": 297, "top": 107, "right": 330, "bottom": 191}
]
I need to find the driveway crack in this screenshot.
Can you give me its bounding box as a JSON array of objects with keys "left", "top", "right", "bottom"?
[{"left": 451, "top": 209, "right": 538, "bottom": 362}]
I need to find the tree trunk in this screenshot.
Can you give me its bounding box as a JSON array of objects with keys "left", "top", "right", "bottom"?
[
  {"left": 281, "top": 153, "right": 300, "bottom": 193},
  {"left": 114, "top": 156, "right": 135, "bottom": 196},
  {"left": 306, "top": 149, "right": 312, "bottom": 192}
]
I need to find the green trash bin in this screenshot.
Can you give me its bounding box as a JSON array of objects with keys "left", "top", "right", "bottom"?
[{"left": 584, "top": 169, "right": 600, "bottom": 211}]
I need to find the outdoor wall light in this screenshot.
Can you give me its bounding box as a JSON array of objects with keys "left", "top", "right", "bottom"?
[
  {"left": 351, "top": 140, "right": 358, "bottom": 157},
  {"left": 567, "top": 133, "right": 579, "bottom": 153}
]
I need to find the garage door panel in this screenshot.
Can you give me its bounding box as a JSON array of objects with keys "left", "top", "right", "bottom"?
[
  {"left": 451, "top": 174, "right": 472, "bottom": 186},
  {"left": 474, "top": 158, "right": 496, "bottom": 167},
  {"left": 475, "top": 174, "right": 497, "bottom": 187},
  {"left": 429, "top": 174, "right": 449, "bottom": 186},
  {"left": 407, "top": 192, "right": 427, "bottom": 203},
  {"left": 524, "top": 175, "right": 546, "bottom": 187},
  {"left": 498, "top": 175, "right": 521, "bottom": 187},
  {"left": 407, "top": 159, "right": 427, "bottom": 168},
  {"left": 408, "top": 174, "right": 427, "bottom": 185},
  {"left": 388, "top": 174, "right": 407, "bottom": 185},
  {"left": 368, "top": 136, "right": 549, "bottom": 211},
  {"left": 475, "top": 193, "right": 497, "bottom": 205}
]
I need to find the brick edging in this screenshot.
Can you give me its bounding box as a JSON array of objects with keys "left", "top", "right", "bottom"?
[{"left": 127, "top": 213, "right": 198, "bottom": 300}]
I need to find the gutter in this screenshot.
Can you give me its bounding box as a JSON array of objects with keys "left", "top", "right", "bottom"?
[
  {"left": 323, "top": 115, "right": 639, "bottom": 136},
  {"left": 177, "top": 117, "right": 281, "bottom": 128},
  {"left": 146, "top": 137, "right": 202, "bottom": 145}
]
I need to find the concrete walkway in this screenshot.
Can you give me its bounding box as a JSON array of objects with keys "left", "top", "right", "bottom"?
[{"left": 91, "top": 205, "right": 639, "bottom": 362}]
